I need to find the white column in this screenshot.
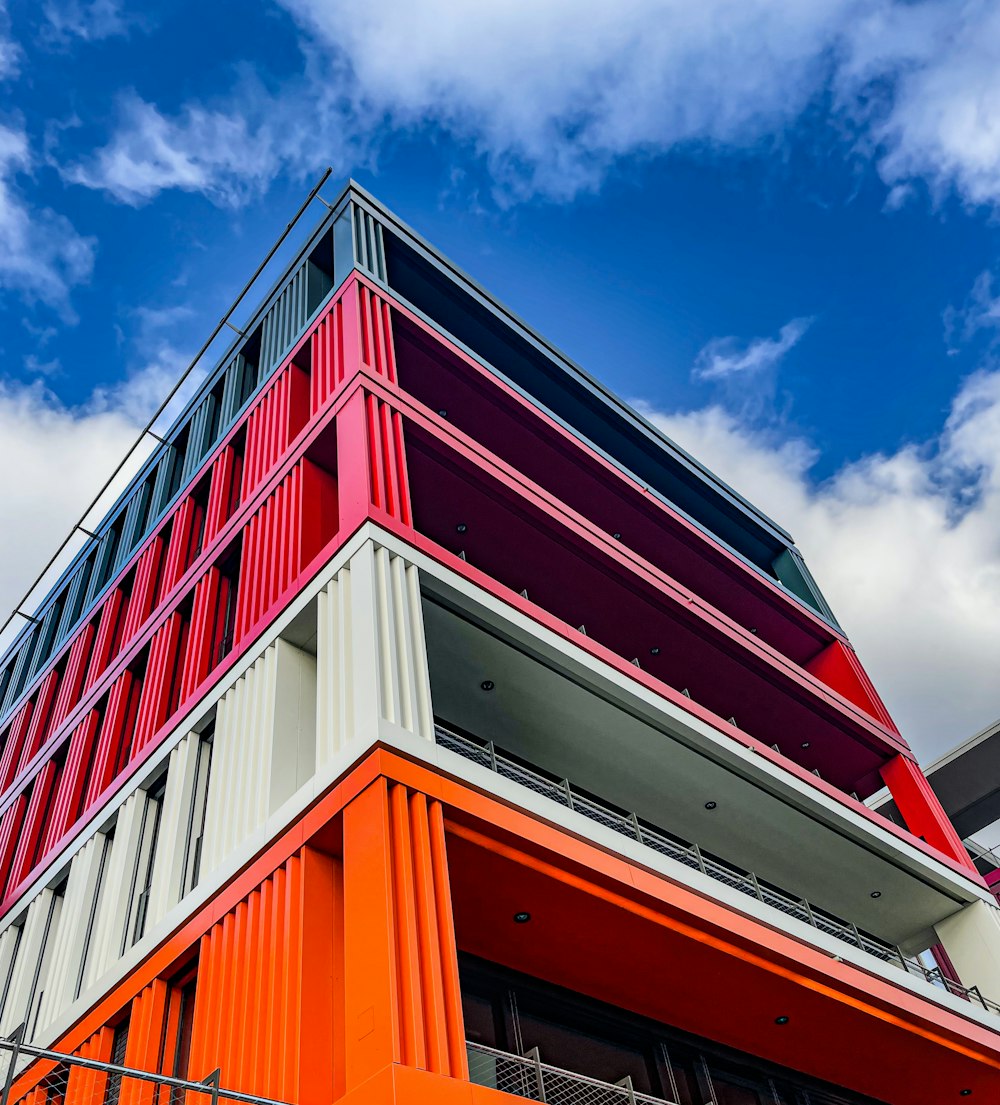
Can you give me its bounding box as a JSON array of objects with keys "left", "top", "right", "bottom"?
[
  {"left": 35, "top": 836, "right": 105, "bottom": 1032},
  {"left": 200, "top": 639, "right": 317, "bottom": 876},
  {"left": 83, "top": 792, "right": 147, "bottom": 990},
  {"left": 316, "top": 541, "right": 433, "bottom": 763},
  {"left": 936, "top": 899, "right": 1000, "bottom": 1000},
  {"left": 145, "top": 733, "right": 200, "bottom": 928},
  {"left": 0, "top": 889, "right": 57, "bottom": 1037}
]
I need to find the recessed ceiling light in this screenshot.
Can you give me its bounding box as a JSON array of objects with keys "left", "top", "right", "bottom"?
[
  {"left": 480, "top": 680, "right": 495, "bottom": 692},
  {"left": 612, "top": 532, "right": 622, "bottom": 540},
  {"left": 704, "top": 801, "right": 717, "bottom": 810},
  {"left": 513, "top": 911, "right": 531, "bottom": 924},
  {"left": 870, "top": 890, "right": 882, "bottom": 899},
  {"left": 774, "top": 1015, "right": 790, "bottom": 1025},
  {"left": 438, "top": 409, "right": 448, "bottom": 417},
  {"left": 456, "top": 523, "right": 468, "bottom": 533},
  {"left": 800, "top": 741, "right": 811, "bottom": 749},
  {"left": 959, "top": 1091, "right": 972, "bottom": 1097},
  {"left": 650, "top": 647, "right": 661, "bottom": 655}
]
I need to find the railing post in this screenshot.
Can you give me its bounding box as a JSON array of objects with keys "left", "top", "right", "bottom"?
[
  {"left": 0, "top": 1024, "right": 26, "bottom": 1105},
  {"left": 848, "top": 922, "right": 865, "bottom": 952},
  {"left": 630, "top": 812, "right": 642, "bottom": 844},
  {"left": 525, "top": 1047, "right": 546, "bottom": 1103},
  {"left": 748, "top": 871, "right": 764, "bottom": 903},
  {"left": 969, "top": 984, "right": 991, "bottom": 1011},
  {"left": 895, "top": 947, "right": 912, "bottom": 974},
  {"left": 201, "top": 1067, "right": 221, "bottom": 1105},
  {"left": 488, "top": 741, "right": 498, "bottom": 773},
  {"left": 563, "top": 779, "right": 574, "bottom": 810},
  {"left": 690, "top": 844, "right": 707, "bottom": 875},
  {"left": 616, "top": 1075, "right": 637, "bottom": 1105},
  {"left": 801, "top": 899, "right": 818, "bottom": 930}
]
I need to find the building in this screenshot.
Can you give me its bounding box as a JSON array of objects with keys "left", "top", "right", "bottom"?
[{"left": 0, "top": 181, "right": 999, "bottom": 1105}]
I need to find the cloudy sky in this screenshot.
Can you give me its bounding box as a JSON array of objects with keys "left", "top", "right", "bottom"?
[{"left": 2, "top": 0, "right": 1000, "bottom": 769}]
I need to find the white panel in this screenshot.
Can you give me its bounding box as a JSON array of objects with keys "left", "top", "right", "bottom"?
[
  {"left": 146, "top": 734, "right": 199, "bottom": 927},
  {"left": 35, "top": 838, "right": 103, "bottom": 1032},
  {"left": 936, "top": 900, "right": 1000, "bottom": 997},
  {"left": 1, "top": 891, "right": 53, "bottom": 1036},
  {"left": 316, "top": 542, "right": 433, "bottom": 763},
  {"left": 83, "top": 794, "right": 145, "bottom": 990}
]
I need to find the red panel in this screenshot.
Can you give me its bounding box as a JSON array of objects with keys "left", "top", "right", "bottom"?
[
  {"left": 311, "top": 296, "right": 347, "bottom": 413},
  {"left": 178, "top": 568, "right": 222, "bottom": 706},
  {"left": 48, "top": 623, "right": 95, "bottom": 735},
  {"left": 881, "top": 754, "right": 975, "bottom": 871},
  {"left": 0, "top": 701, "right": 33, "bottom": 793},
  {"left": 0, "top": 795, "right": 27, "bottom": 897},
  {"left": 6, "top": 760, "right": 58, "bottom": 891},
  {"left": 17, "top": 669, "right": 59, "bottom": 774},
  {"left": 43, "top": 710, "right": 100, "bottom": 853},
  {"left": 85, "top": 588, "right": 125, "bottom": 694},
  {"left": 84, "top": 671, "right": 140, "bottom": 810},
  {"left": 204, "top": 446, "right": 238, "bottom": 545},
  {"left": 120, "top": 539, "right": 165, "bottom": 648},
  {"left": 161, "top": 497, "right": 197, "bottom": 597},
  {"left": 359, "top": 286, "right": 397, "bottom": 383},
  {"left": 365, "top": 394, "right": 411, "bottom": 525},
  {"left": 241, "top": 363, "right": 311, "bottom": 500},
  {"left": 131, "top": 613, "right": 185, "bottom": 757},
  {"left": 299, "top": 458, "right": 339, "bottom": 568}
]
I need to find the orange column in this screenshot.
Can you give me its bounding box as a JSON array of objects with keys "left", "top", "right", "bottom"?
[
  {"left": 342, "top": 778, "right": 467, "bottom": 1092},
  {"left": 186, "top": 847, "right": 339, "bottom": 1105}
]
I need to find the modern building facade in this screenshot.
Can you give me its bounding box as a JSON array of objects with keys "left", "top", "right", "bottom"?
[{"left": 1, "top": 182, "right": 1000, "bottom": 1105}]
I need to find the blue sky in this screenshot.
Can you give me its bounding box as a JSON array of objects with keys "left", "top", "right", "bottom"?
[{"left": 3, "top": 0, "right": 1000, "bottom": 769}]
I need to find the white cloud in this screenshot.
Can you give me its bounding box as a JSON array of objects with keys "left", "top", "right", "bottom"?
[
  {"left": 0, "top": 1, "right": 20, "bottom": 80},
  {"left": 41, "top": 0, "right": 130, "bottom": 43},
  {"left": 0, "top": 121, "right": 95, "bottom": 313},
  {"left": 694, "top": 317, "right": 813, "bottom": 381},
  {"left": 638, "top": 367, "right": 1000, "bottom": 761},
  {"left": 63, "top": 0, "right": 1000, "bottom": 211}
]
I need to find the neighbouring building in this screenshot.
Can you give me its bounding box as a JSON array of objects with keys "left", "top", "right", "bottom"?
[{"left": 1, "top": 182, "right": 999, "bottom": 1105}]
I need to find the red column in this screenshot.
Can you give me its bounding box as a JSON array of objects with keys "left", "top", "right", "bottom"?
[{"left": 880, "top": 754, "right": 976, "bottom": 872}]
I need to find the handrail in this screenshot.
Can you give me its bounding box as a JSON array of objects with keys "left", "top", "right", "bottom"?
[{"left": 435, "top": 724, "right": 1000, "bottom": 1018}]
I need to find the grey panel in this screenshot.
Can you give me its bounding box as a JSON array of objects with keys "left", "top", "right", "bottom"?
[
  {"left": 180, "top": 395, "right": 219, "bottom": 485},
  {"left": 53, "top": 559, "right": 93, "bottom": 646},
  {"left": 113, "top": 481, "right": 153, "bottom": 576},
  {"left": 219, "top": 354, "right": 254, "bottom": 427},
  {"left": 83, "top": 528, "right": 119, "bottom": 608},
  {"left": 1, "top": 636, "right": 35, "bottom": 718},
  {"left": 353, "top": 204, "right": 386, "bottom": 281}
]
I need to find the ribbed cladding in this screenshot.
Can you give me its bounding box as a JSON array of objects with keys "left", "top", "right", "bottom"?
[
  {"left": 119, "top": 979, "right": 169, "bottom": 1105},
  {"left": 42, "top": 709, "right": 99, "bottom": 854},
  {"left": 366, "top": 395, "right": 411, "bottom": 524},
  {"left": 177, "top": 568, "right": 221, "bottom": 705},
  {"left": 0, "top": 795, "right": 26, "bottom": 896},
  {"left": 0, "top": 639, "right": 33, "bottom": 718},
  {"left": 143, "top": 731, "right": 199, "bottom": 928},
  {"left": 119, "top": 538, "right": 165, "bottom": 648},
  {"left": 6, "top": 759, "right": 58, "bottom": 890},
  {"left": 113, "top": 481, "right": 153, "bottom": 577},
  {"left": 149, "top": 443, "right": 181, "bottom": 517},
  {"left": 35, "top": 833, "right": 105, "bottom": 1032},
  {"left": 0, "top": 701, "right": 33, "bottom": 791},
  {"left": 353, "top": 206, "right": 387, "bottom": 282},
  {"left": 0, "top": 886, "right": 58, "bottom": 1035},
  {"left": 199, "top": 638, "right": 315, "bottom": 878},
  {"left": 82, "top": 529, "right": 117, "bottom": 610},
  {"left": 220, "top": 353, "right": 256, "bottom": 426},
  {"left": 54, "top": 562, "right": 93, "bottom": 649},
  {"left": 259, "top": 259, "right": 333, "bottom": 379},
  {"left": 83, "top": 669, "right": 137, "bottom": 810},
  {"left": 310, "top": 296, "right": 345, "bottom": 413},
  {"left": 315, "top": 544, "right": 433, "bottom": 763},
  {"left": 342, "top": 780, "right": 466, "bottom": 1087},
  {"left": 239, "top": 362, "right": 310, "bottom": 501},
  {"left": 18, "top": 668, "right": 59, "bottom": 773},
  {"left": 83, "top": 587, "right": 124, "bottom": 694},
  {"left": 48, "top": 623, "right": 94, "bottom": 734},
  {"left": 180, "top": 393, "right": 219, "bottom": 485},
  {"left": 358, "top": 286, "right": 397, "bottom": 382},
  {"left": 26, "top": 602, "right": 62, "bottom": 685},
  {"left": 187, "top": 848, "right": 339, "bottom": 1104},
  {"left": 160, "top": 496, "right": 197, "bottom": 597},
  {"left": 62, "top": 1027, "right": 114, "bottom": 1105},
  {"left": 203, "top": 446, "right": 239, "bottom": 545},
  {"left": 129, "top": 611, "right": 184, "bottom": 757}
]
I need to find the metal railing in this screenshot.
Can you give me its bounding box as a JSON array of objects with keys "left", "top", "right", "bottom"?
[
  {"left": 0, "top": 1030, "right": 292, "bottom": 1105},
  {"left": 467, "top": 1042, "right": 678, "bottom": 1105},
  {"left": 436, "top": 724, "right": 1000, "bottom": 1017}
]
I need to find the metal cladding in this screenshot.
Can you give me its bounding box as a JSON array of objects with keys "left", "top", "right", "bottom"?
[{"left": 0, "top": 183, "right": 997, "bottom": 1105}]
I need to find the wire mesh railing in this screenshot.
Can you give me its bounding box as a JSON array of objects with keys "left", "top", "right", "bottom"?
[
  {"left": 435, "top": 724, "right": 1000, "bottom": 1018},
  {"left": 467, "top": 1042, "right": 678, "bottom": 1105},
  {"left": 0, "top": 1030, "right": 292, "bottom": 1105}
]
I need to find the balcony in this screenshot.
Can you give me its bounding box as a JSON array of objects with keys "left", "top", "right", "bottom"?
[
  {"left": 467, "top": 1043, "right": 675, "bottom": 1105},
  {"left": 436, "top": 724, "right": 1000, "bottom": 1018}
]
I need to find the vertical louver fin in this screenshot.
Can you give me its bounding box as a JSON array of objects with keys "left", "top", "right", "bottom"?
[
  {"left": 219, "top": 353, "right": 254, "bottom": 427},
  {"left": 113, "top": 481, "right": 152, "bottom": 576},
  {"left": 353, "top": 205, "right": 386, "bottom": 281},
  {"left": 53, "top": 558, "right": 93, "bottom": 647},
  {"left": 259, "top": 260, "right": 333, "bottom": 378},
  {"left": 180, "top": 394, "right": 219, "bottom": 485}
]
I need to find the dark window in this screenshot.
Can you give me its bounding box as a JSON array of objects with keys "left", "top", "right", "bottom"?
[{"left": 104, "top": 1017, "right": 131, "bottom": 1105}]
